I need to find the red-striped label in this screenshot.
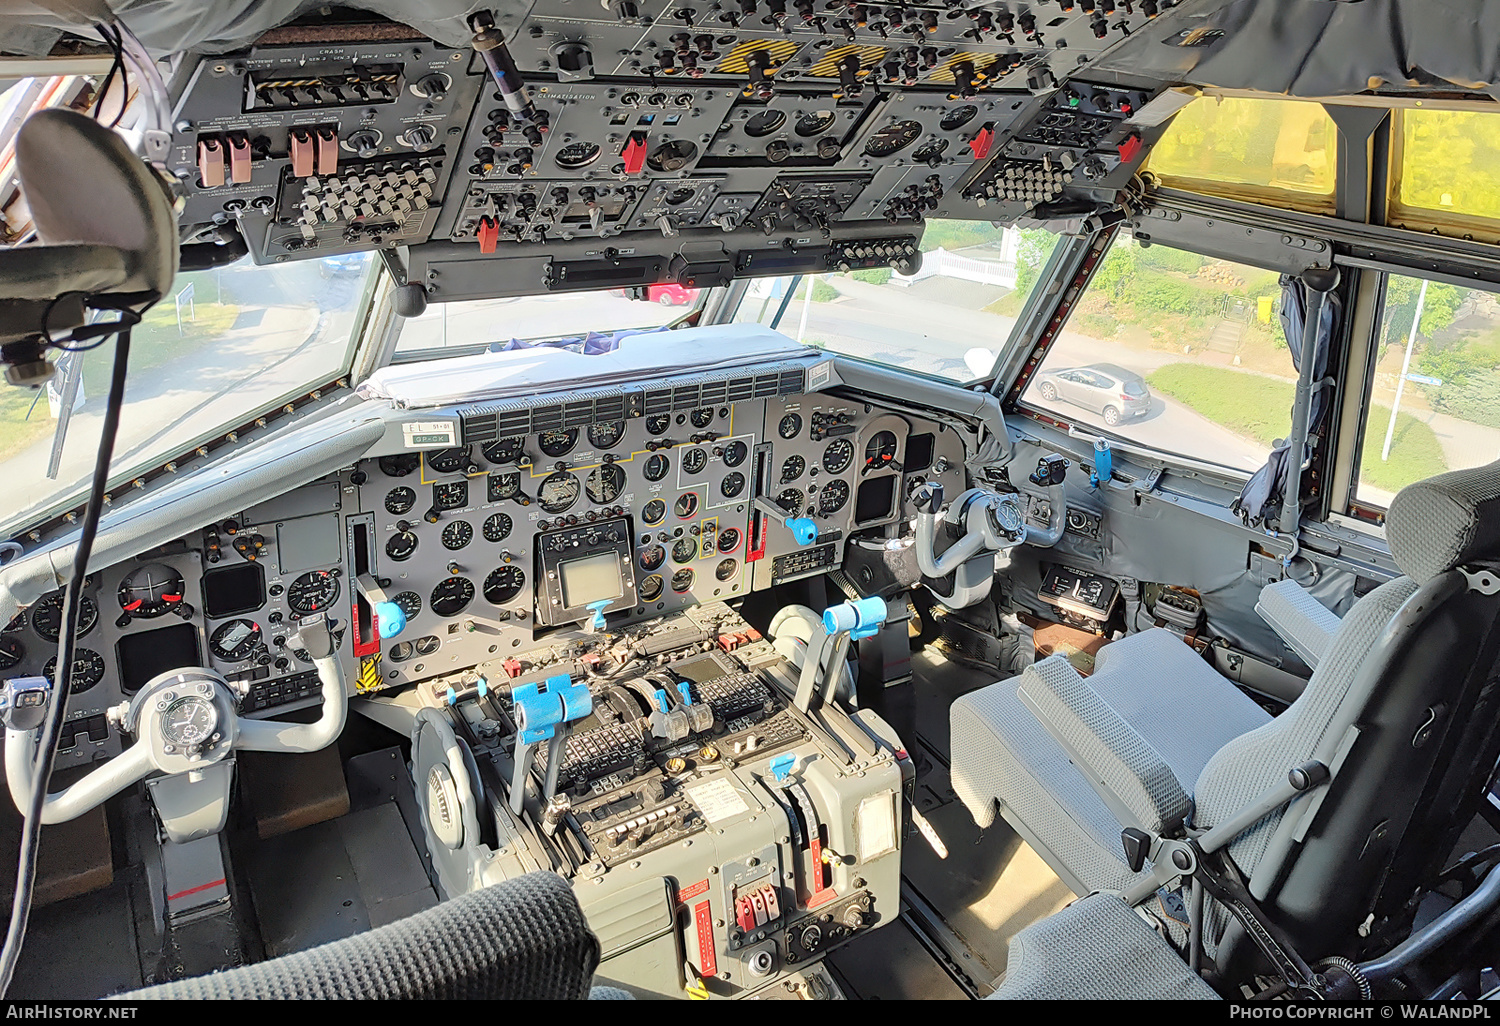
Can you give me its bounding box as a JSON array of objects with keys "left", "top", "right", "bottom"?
[
  {"left": 676, "top": 878, "right": 709, "bottom": 905},
  {"left": 694, "top": 900, "right": 717, "bottom": 978}
]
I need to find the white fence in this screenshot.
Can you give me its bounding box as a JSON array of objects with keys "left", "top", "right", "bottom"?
[{"left": 895, "top": 246, "right": 1017, "bottom": 289}]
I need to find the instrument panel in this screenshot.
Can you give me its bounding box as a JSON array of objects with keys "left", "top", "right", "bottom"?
[{"left": 0, "top": 387, "right": 963, "bottom": 730}]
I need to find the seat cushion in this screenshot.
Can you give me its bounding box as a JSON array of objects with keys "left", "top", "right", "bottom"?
[
  {"left": 951, "top": 629, "right": 1272, "bottom": 895},
  {"left": 987, "top": 892, "right": 1219, "bottom": 1000}
]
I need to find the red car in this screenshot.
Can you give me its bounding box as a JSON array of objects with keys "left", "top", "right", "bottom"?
[{"left": 610, "top": 284, "right": 700, "bottom": 305}]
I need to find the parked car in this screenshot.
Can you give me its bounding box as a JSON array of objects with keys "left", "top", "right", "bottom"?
[
  {"left": 1034, "top": 362, "right": 1152, "bottom": 426},
  {"left": 609, "top": 284, "right": 700, "bottom": 305},
  {"left": 318, "top": 252, "right": 370, "bottom": 278}
]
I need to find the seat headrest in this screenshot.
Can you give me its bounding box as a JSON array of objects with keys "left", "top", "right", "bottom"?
[
  {"left": 14, "top": 107, "right": 177, "bottom": 297},
  {"left": 1386, "top": 460, "right": 1500, "bottom": 582}
]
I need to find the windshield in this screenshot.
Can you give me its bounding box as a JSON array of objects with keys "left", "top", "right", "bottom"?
[
  {"left": 727, "top": 220, "right": 1061, "bottom": 383},
  {"left": 392, "top": 285, "right": 702, "bottom": 357},
  {"left": 0, "top": 254, "right": 374, "bottom": 536}
]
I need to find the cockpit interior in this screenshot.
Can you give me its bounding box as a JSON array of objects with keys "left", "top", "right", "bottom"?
[{"left": 0, "top": 0, "right": 1499, "bottom": 1003}]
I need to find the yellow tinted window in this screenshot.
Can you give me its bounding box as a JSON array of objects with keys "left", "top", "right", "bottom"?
[
  {"left": 1149, "top": 97, "right": 1335, "bottom": 205},
  {"left": 1395, "top": 110, "right": 1500, "bottom": 222}
]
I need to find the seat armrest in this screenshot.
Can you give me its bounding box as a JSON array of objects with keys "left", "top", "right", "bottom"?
[
  {"left": 1256, "top": 578, "right": 1342, "bottom": 669},
  {"left": 1016, "top": 655, "right": 1191, "bottom": 836}
]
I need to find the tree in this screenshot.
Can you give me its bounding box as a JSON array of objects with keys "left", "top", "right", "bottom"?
[{"left": 1383, "top": 276, "right": 1464, "bottom": 342}]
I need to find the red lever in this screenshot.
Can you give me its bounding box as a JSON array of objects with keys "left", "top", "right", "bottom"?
[
  {"left": 1118, "top": 132, "right": 1143, "bottom": 163},
  {"left": 621, "top": 131, "right": 649, "bottom": 175},
  {"left": 477, "top": 215, "right": 499, "bottom": 254},
  {"left": 968, "top": 125, "right": 995, "bottom": 161}
]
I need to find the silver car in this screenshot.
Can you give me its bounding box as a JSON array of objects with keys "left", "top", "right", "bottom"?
[{"left": 1034, "top": 363, "right": 1152, "bottom": 426}]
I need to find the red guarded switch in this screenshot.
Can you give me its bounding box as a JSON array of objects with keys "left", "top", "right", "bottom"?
[
  {"left": 968, "top": 124, "right": 995, "bottom": 161},
  {"left": 735, "top": 894, "right": 758, "bottom": 932},
  {"left": 477, "top": 215, "right": 500, "bottom": 254},
  {"left": 1118, "top": 132, "right": 1143, "bottom": 163},
  {"left": 621, "top": 131, "right": 649, "bottom": 175}
]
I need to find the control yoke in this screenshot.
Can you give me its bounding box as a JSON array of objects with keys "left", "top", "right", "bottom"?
[{"left": 2, "top": 613, "right": 350, "bottom": 828}]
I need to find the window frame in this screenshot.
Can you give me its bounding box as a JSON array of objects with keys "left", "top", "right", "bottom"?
[{"left": 1007, "top": 226, "right": 1305, "bottom": 482}]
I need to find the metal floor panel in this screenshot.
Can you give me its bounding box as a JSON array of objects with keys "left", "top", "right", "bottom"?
[
  {"left": 245, "top": 801, "right": 436, "bottom": 956},
  {"left": 9, "top": 878, "right": 142, "bottom": 999},
  {"left": 826, "top": 918, "right": 970, "bottom": 1000}
]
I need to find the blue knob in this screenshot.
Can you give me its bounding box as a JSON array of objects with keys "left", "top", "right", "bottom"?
[
  {"left": 375, "top": 600, "right": 406, "bottom": 639},
  {"left": 769, "top": 753, "right": 796, "bottom": 783},
  {"left": 585, "top": 599, "right": 611, "bottom": 630},
  {"left": 823, "top": 595, "right": 888, "bottom": 636},
  {"left": 1091, "top": 436, "right": 1113, "bottom": 489},
  {"left": 787, "top": 517, "right": 818, "bottom": 546},
  {"left": 654, "top": 688, "right": 670, "bottom": 714}
]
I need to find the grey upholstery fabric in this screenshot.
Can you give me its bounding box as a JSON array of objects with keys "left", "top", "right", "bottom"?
[
  {"left": 1194, "top": 577, "right": 1419, "bottom": 876},
  {"left": 952, "top": 630, "right": 1270, "bottom": 895},
  {"left": 987, "top": 893, "right": 1219, "bottom": 1001},
  {"left": 1386, "top": 458, "right": 1500, "bottom": 583},
  {"left": 1257, "top": 578, "right": 1342, "bottom": 668},
  {"left": 116, "top": 872, "right": 600, "bottom": 1000},
  {"left": 1017, "top": 655, "right": 1190, "bottom": 835},
  {"left": 16, "top": 109, "right": 177, "bottom": 296}
]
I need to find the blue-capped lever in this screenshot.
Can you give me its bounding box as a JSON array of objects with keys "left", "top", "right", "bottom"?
[
  {"left": 752, "top": 496, "right": 818, "bottom": 547},
  {"left": 584, "top": 598, "right": 611, "bottom": 632},
  {"left": 356, "top": 573, "right": 406, "bottom": 639},
  {"left": 509, "top": 673, "right": 592, "bottom": 814}
]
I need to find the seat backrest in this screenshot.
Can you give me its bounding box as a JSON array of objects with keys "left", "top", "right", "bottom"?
[
  {"left": 1195, "top": 460, "right": 1500, "bottom": 976},
  {"left": 115, "top": 871, "right": 601, "bottom": 1000}
]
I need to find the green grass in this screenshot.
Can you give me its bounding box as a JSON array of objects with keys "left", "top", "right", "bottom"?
[
  {"left": 982, "top": 290, "right": 1026, "bottom": 318},
  {"left": 1146, "top": 362, "right": 1449, "bottom": 491},
  {"left": 1361, "top": 404, "right": 1450, "bottom": 492},
  {"left": 1146, "top": 363, "right": 1295, "bottom": 447},
  {"left": 0, "top": 390, "right": 53, "bottom": 462},
  {"left": 793, "top": 278, "right": 838, "bottom": 303}
]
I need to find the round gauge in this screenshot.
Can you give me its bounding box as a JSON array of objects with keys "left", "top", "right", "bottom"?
[
  {"left": 672, "top": 537, "right": 698, "bottom": 564},
  {"left": 645, "top": 414, "right": 671, "bottom": 435},
  {"left": 441, "top": 520, "right": 474, "bottom": 550},
  {"left": 393, "top": 591, "right": 422, "bottom": 620},
  {"left": 555, "top": 140, "right": 602, "bottom": 169},
  {"left": 819, "top": 479, "right": 851, "bottom": 515},
  {"left": 715, "top": 558, "right": 738, "bottom": 582},
  {"left": 484, "top": 565, "right": 526, "bottom": 604},
  {"left": 640, "top": 544, "right": 666, "bottom": 571},
  {"left": 586, "top": 463, "right": 626, "bottom": 505},
  {"left": 642, "top": 498, "right": 667, "bottom": 525},
  {"left": 864, "top": 119, "right": 922, "bottom": 157},
  {"left": 644, "top": 453, "right": 670, "bottom": 482},
  {"left": 415, "top": 636, "right": 441, "bottom": 656},
  {"left": 671, "top": 569, "right": 695, "bottom": 594},
  {"left": 992, "top": 498, "right": 1024, "bottom": 536},
  {"left": 588, "top": 421, "right": 626, "bottom": 450},
  {"left": 538, "top": 471, "right": 581, "bottom": 514},
  {"left": 386, "top": 529, "right": 418, "bottom": 562},
  {"left": 160, "top": 695, "right": 219, "bottom": 747},
  {"left": 745, "top": 109, "right": 787, "bottom": 137},
  {"left": 865, "top": 430, "right": 899, "bottom": 469},
  {"left": 682, "top": 448, "right": 707, "bottom": 474},
  {"left": 675, "top": 492, "right": 699, "bottom": 519},
  {"left": 483, "top": 512, "right": 513, "bottom": 542},
  {"left": 118, "top": 564, "right": 185, "bottom": 618},
  {"left": 781, "top": 454, "right": 805, "bottom": 482},
  {"left": 390, "top": 641, "right": 414, "bottom": 662},
  {"left": 778, "top": 413, "right": 802, "bottom": 439},
  {"left": 385, "top": 486, "right": 417, "bottom": 515},
  {"left": 379, "top": 453, "right": 420, "bottom": 477},
  {"left": 488, "top": 472, "right": 521, "bottom": 501},
  {"left": 778, "top": 488, "right": 804, "bottom": 515},
  {"left": 823, "top": 438, "right": 854, "bottom": 473},
  {"left": 287, "top": 570, "right": 340, "bottom": 614},
  {"left": 689, "top": 407, "right": 715, "bottom": 429},
  {"left": 912, "top": 138, "right": 948, "bottom": 164},
  {"left": 43, "top": 649, "right": 105, "bottom": 694},
  {"left": 940, "top": 103, "right": 979, "bottom": 132},
  {"left": 209, "top": 618, "right": 262, "bottom": 661},
  {"left": 639, "top": 574, "right": 664, "bottom": 602},
  {"left": 538, "top": 428, "right": 579, "bottom": 458},
  {"left": 32, "top": 593, "right": 98, "bottom": 642},
  {"left": 717, "top": 527, "right": 741, "bottom": 553},
  {"left": 430, "top": 577, "right": 476, "bottom": 617},
  {"left": 0, "top": 636, "right": 24, "bottom": 670},
  {"left": 721, "top": 440, "right": 748, "bottom": 467},
  {"left": 426, "top": 446, "right": 471, "bottom": 474},
  {"left": 796, "top": 110, "right": 837, "bottom": 137},
  {"left": 481, "top": 437, "right": 526, "bottom": 464},
  {"left": 720, "top": 472, "right": 746, "bottom": 498}
]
